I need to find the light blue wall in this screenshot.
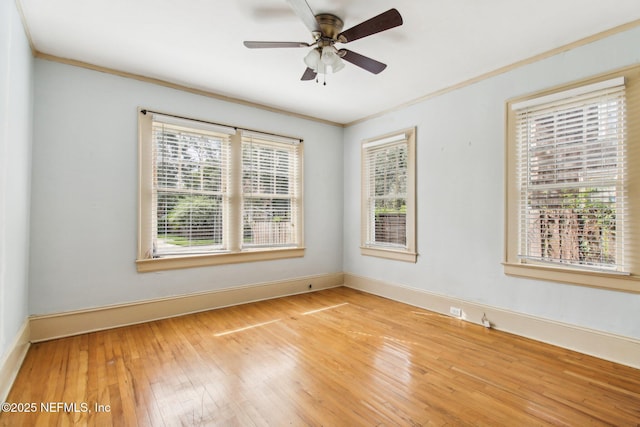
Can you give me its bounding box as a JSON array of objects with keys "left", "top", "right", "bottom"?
[
  {"left": 343, "top": 26, "right": 640, "bottom": 339},
  {"left": 0, "top": 0, "right": 33, "bottom": 357},
  {"left": 28, "top": 60, "right": 344, "bottom": 314}
]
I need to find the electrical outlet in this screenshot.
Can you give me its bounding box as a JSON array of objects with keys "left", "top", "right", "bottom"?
[{"left": 449, "top": 306, "right": 462, "bottom": 317}]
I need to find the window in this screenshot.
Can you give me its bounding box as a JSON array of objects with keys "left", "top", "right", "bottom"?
[
  {"left": 361, "top": 128, "right": 416, "bottom": 262},
  {"left": 505, "top": 65, "right": 640, "bottom": 292},
  {"left": 241, "top": 131, "right": 302, "bottom": 249},
  {"left": 137, "top": 110, "right": 303, "bottom": 272}
]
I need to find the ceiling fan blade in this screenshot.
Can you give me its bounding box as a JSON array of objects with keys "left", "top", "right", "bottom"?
[
  {"left": 338, "top": 8, "right": 403, "bottom": 43},
  {"left": 339, "top": 49, "right": 387, "bottom": 74},
  {"left": 301, "top": 67, "right": 317, "bottom": 81},
  {"left": 244, "top": 41, "right": 310, "bottom": 48},
  {"left": 285, "top": 0, "right": 319, "bottom": 33}
]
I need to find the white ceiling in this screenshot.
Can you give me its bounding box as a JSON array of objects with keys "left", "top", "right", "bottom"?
[{"left": 19, "top": 0, "right": 640, "bottom": 125}]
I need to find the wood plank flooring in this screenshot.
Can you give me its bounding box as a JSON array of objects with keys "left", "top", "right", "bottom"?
[{"left": 1, "top": 287, "right": 639, "bottom": 426}]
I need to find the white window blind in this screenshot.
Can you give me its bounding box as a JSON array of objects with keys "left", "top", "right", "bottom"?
[
  {"left": 363, "top": 134, "right": 408, "bottom": 248},
  {"left": 151, "top": 118, "right": 232, "bottom": 257},
  {"left": 514, "top": 80, "right": 627, "bottom": 272},
  {"left": 138, "top": 110, "right": 305, "bottom": 270},
  {"left": 241, "top": 132, "right": 301, "bottom": 248}
]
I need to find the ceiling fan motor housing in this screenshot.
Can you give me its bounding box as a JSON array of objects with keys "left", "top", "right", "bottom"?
[{"left": 315, "top": 14, "right": 344, "bottom": 41}]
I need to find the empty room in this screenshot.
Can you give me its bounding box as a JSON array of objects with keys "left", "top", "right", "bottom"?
[{"left": 1, "top": 0, "right": 640, "bottom": 425}]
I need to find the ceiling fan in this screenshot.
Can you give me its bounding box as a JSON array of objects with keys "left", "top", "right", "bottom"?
[{"left": 243, "top": 0, "right": 403, "bottom": 82}]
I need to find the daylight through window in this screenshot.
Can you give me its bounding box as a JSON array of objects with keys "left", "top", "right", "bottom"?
[
  {"left": 138, "top": 111, "right": 303, "bottom": 271},
  {"left": 514, "top": 78, "right": 626, "bottom": 272},
  {"left": 505, "top": 65, "right": 640, "bottom": 292},
  {"left": 361, "top": 128, "right": 416, "bottom": 262}
]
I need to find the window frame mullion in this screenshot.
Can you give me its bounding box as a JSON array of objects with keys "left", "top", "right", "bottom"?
[{"left": 227, "top": 131, "right": 242, "bottom": 252}]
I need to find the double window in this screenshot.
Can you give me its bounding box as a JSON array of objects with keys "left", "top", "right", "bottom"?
[
  {"left": 505, "top": 66, "right": 640, "bottom": 292},
  {"left": 361, "top": 128, "right": 417, "bottom": 262},
  {"left": 137, "top": 111, "right": 303, "bottom": 271}
]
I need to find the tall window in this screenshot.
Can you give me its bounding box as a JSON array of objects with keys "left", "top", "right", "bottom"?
[
  {"left": 242, "top": 132, "right": 302, "bottom": 249},
  {"left": 138, "top": 111, "right": 303, "bottom": 272},
  {"left": 361, "top": 128, "right": 416, "bottom": 262},
  {"left": 152, "top": 118, "right": 232, "bottom": 257},
  {"left": 505, "top": 66, "right": 640, "bottom": 292},
  {"left": 516, "top": 78, "right": 626, "bottom": 271}
]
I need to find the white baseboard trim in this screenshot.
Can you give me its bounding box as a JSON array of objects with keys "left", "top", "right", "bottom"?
[
  {"left": 344, "top": 273, "right": 640, "bottom": 369},
  {"left": 30, "top": 272, "right": 344, "bottom": 342},
  {"left": 0, "top": 320, "right": 30, "bottom": 402},
  {"left": 26, "top": 271, "right": 640, "bottom": 369}
]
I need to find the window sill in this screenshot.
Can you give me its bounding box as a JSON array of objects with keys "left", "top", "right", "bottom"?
[
  {"left": 360, "top": 246, "right": 417, "bottom": 263},
  {"left": 503, "top": 262, "right": 640, "bottom": 293},
  {"left": 137, "top": 247, "right": 305, "bottom": 272}
]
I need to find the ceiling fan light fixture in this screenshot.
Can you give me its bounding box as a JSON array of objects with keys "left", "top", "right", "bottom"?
[
  {"left": 305, "top": 45, "right": 343, "bottom": 74},
  {"left": 331, "top": 57, "right": 345, "bottom": 73},
  {"left": 304, "top": 46, "right": 343, "bottom": 74},
  {"left": 321, "top": 46, "right": 338, "bottom": 65},
  {"left": 303, "top": 48, "right": 321, "bottom": 70},
  {"left": 316, "top": 61, "right": 327, "bottom": 75}
]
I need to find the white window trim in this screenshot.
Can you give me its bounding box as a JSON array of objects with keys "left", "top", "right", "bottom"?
[
  {"left": 504, "top": 65, "right": 640, "bottom": 293},
  {"left": 360, "top": 127, "right": 417, "bottom": 262},
  {"left": 137, "top": 109, "right": 304, "bottom": 272}
]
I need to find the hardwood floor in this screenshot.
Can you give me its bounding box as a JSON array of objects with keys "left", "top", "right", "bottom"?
[{"left": 2, "top": 287, "right": 639, "bottom": 426}]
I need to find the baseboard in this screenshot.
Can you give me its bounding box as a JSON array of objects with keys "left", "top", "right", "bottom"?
[
  {"left": 0, "top": 320, "right": 30, "bottom": 402},
  {"left": 27, "top": 271, "right": 640, "bottom": 369},
  {"left": 30, "top": 272, "right": 343, "bottom": 342},
  {"left": 344, "top": 273, "right": 640, "bottom": 369}
]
